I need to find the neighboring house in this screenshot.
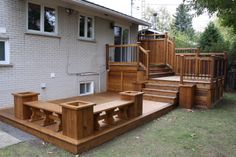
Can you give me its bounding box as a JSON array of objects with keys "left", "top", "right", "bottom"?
[{"left": 0, "top": 0, "right": 149, "bottom": 108}]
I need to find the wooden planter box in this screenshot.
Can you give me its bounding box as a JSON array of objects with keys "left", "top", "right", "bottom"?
[
  {"left": 60, "top": 100, "right": 95, "bottom": 140},
  {"left": 12, "top": 92, "right": 40, "bottom": 120},
  {"left": 120, "top": 91, "right": 144, "bottom": 117}
]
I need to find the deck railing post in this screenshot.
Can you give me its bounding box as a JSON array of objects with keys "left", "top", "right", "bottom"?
[
  {"left": 180, "top": 55, "right": 184, "bottom": 84},
  {"left": 210, "top": 55, "right": 215, "bottom": 84},
  {"left": 136, "top": 43, "right": 140, "bottom": 69},
  {"left": 146, "top": 50, "right": 150, "bottom": 79},
  {"left": 172, "top": 37, "right": 176, "bottom": 71},
  {"left": 164, "top": 32, "right": 168, "bottom": 65},
  {"left": 195, "top": 47, "right": 200, "bottom": 78},
  {"left": 106, "top": 44, "right": 109, "bottom": 70}
]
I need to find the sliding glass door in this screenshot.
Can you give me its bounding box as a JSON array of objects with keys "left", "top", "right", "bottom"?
[{"left": 114, "top": 26, "right": 130, "bottom": 62}]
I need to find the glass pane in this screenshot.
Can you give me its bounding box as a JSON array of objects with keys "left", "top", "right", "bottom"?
[
  {"left": 114, "top": 26, "right": 122, "bottom": 62},
  {"left": 87, "top": 17, "right": 93, "bottom": 38},
  {"left": 79, "top": 16, "right": 85, "bottom": 37},
  {"left": 44, "top": 7, "right": 56, "bottom": 33},
  {"left": 28, "top": 3, "right": 41, "bottom": 31},
  {"left": 0, "top": 41, "right": 5, "bottom": 61},
  {"left": 86, "top": 83, "right": 91, "bottom": 93},
  {"left": 80, "top": 83, "right": 85, "bottom": 94}
]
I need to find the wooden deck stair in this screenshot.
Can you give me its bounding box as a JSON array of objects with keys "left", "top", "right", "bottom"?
[
  {"left": 149, "top": 64, "right": 174, "bottom": 78},
  {"left": 142, "top": 80, "right": 179, "bottom": 104}
]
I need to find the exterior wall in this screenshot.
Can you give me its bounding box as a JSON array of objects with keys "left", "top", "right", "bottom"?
[{"left": 0, "top": 0, "right": 138, "bottom": 108}]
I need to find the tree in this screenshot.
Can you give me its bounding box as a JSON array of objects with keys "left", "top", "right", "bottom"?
[
  {"left": 173, "top": 3, "right": 194, "bottom": 36},
  {"left": 143, "top": 7, "right": 172, "bottom": 32},
  {"left": 199, "top": 22, "right": 226, "bottom": 52},
  {"left": 185, "top": 0, "right": 236, "bottom": 32}
]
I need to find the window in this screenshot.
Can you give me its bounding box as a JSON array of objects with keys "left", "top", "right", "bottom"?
[
  {"left": 79, "top": 15, "right": 94, "bottom": 40},
  {"left": 0, "top": 40, "right": 10, "bottom": 64},
  {"left": 27, "top": 2, "right": 57, "bottom": 34},
  {"left": 80, "top": 81, "right": 94, "bottom": 95}
]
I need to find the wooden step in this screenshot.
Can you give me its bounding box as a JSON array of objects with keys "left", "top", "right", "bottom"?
[
  {"left": 142, "top": 88, "right": 178, "bottom": 97},
  {"left": 146, "top": 83, "right": 179, "bottom": 91},
  {"left": 149, "top": 68, "right": 171, "bottom": 73},
  {"left": 148, "top": 79, "right": 180, "bottom": 85},
  {"left": 149, "top": 71, "right": 175, "bottom": 78},
  {"left": 143, "top": 94, "right": 177, "bottom": 104},
  {"left": 149, "top": 64, "right": 166, "bottom": 68}
]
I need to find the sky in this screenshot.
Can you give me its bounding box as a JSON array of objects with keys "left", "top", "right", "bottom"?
[{"left": 88, "top": 0, "right": 214, "bottom": 32}]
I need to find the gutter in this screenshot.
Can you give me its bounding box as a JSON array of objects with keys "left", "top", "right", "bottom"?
[{"left": 62, "top": 0, "right": 150, "bottom": 26}]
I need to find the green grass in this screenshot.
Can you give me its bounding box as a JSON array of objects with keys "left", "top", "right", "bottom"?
[{"left": 0, "top": 93, "right": 236, "bottom": 157}]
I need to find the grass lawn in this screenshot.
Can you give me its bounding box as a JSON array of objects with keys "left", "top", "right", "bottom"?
[{"left": 0, "top": 93, "right": 235, "bottom": 157}]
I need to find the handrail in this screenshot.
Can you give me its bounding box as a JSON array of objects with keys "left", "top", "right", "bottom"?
[
  {"left": 139, "top": 46, "right": 150, "bottom": 78},
  {"left": 105, "top": 44, "right": 150, "bottom": 78}
]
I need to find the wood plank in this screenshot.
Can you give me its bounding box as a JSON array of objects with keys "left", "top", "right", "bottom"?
[{"left": 24, "top": 101, "right": 62, "bottom": 114}]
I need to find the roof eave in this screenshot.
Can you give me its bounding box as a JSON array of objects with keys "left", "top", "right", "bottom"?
[{"left": 63, "top": 0, "right": 150, "bottom": 26}]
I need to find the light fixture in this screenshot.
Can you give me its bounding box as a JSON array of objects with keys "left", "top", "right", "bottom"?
[{"left": 65, "top": 8, "right": 73, "bottom": 15}]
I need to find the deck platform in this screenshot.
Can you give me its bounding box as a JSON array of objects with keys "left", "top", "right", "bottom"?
[{"left": 0, "top": 92, "right": 176, "bottom": 154}]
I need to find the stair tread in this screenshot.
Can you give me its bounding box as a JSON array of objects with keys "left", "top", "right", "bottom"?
[
  {"left": 144, "top": 93, "right": 176, "bottom": 99},
  {"left": 143, "top": 88, "right": 179, "bottom": 93},
  {"left": 149, "top": 71, "right": 174, "bottom": 75},
  {"left": 146, "top": 83, "right": 179, "bottom": 87}
]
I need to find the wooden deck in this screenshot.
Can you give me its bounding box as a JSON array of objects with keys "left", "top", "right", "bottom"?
[{"left": 0, "top": 92, "right": 176, "bottom": 154}]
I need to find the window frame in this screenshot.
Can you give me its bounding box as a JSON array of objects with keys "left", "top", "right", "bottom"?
[
  {"left": 0, "top": 39, "right": 10, "bottom": 65},
  {"left": 79, "top": 81, "right": 94, "bottom": 96},
  {"left": 78, "top": 14, "right": 95, "bottom": 41},
  {"left": 26, "top": 1, "right": 58, "bottom": 35}
]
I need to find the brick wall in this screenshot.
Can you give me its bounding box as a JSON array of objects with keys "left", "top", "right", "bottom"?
[{"left": 0, "top": 0, "right": 138, "bottom": 108}]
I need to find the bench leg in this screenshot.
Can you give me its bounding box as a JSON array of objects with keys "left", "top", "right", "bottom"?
[
  {"left": 29, "top": 108, "right": 43, "bottom": 122},
  {"left": 41, "top": 111, "right": 55, "bottom": 127},
  {"left": 104, "top": 109, "right": 115, "bottom": 125},
  {"left": 56, "top": 114, "right": 62, "bottom": 132},
  {"left": 94, "top": 113, "right": 100, "bottom": 131}
]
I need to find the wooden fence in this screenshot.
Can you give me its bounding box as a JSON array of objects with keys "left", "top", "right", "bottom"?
[{"left": 138, "top": 32, "right": 175, "bottom": 69}]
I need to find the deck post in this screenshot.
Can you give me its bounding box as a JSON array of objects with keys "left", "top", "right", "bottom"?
[
  {"left": 136, "top": 43, "right": 140, "bottom": 69},
  {"left": 120, "top": 91, "right": 144, "bottom": 118},
  {"left": 210, "top": 55, "right": 215, "bottom": 84},
  {"left": 12, "top": 92, "right": 40, "bottom": 120},
  {"left": 105, "top": 44, "right": 109, "bottom": 70},
  {"left": 60, "top": 101, "right": 95, "bottom": 140},
  {"left": 179, "top": 84, "right": 196, "bottom": 109},
  {"left": 164, "top": 32, "right": 168, "bottom": 65},
  {"left": 195, "top": 47, "right": 200, "bottom": 77},
  {"left": 172, "top": 37, "right": 176, "bottom": 71},
  {"left": 180, "top": 55, "right": 184, "bottom": 84}
]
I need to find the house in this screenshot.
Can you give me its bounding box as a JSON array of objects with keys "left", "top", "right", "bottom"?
[
  {"left": 0, "top": 0, "right": 228, "bottom": 154},
  {"left": 0, "top": 0, "right": 149, "bottom": 108}
]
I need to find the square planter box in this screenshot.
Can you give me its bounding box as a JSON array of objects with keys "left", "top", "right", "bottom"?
[
  {"left": 12, "top": 92, "right": 40, "bottom": 120},
  {"left": 60, "top": 100, "right": 95, "bottom": 139}
]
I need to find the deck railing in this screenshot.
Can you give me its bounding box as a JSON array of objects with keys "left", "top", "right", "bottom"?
[
  {"left": 138, "top": 32, "right": 176, "bottom": 69},
  {"left": 106, "top": 44, "right": 150, "bottom": 78},
  {"left": 178, "top": 50, "right": 227, "bottom": 84}
]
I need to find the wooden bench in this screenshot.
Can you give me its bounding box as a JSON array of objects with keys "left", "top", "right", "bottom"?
[
  {"left": 93, "top": 100, "right": 134, "bottom": 130},
  {"left": 24, "top": 101, "right": 62, "bottom": 132}
]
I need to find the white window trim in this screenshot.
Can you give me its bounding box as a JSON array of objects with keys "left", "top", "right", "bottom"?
[
  {"left": 0, "top": 39, "right": 10, "bottom": 65},
  {"left": 79, "top": 81, "right": 94, "bottom": 96},
  {"left": 26, "top": 0, "right": 58, "bottom": 35},
  {"left": 78, "top": 14, "right": 95, "bottom": 41}
]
